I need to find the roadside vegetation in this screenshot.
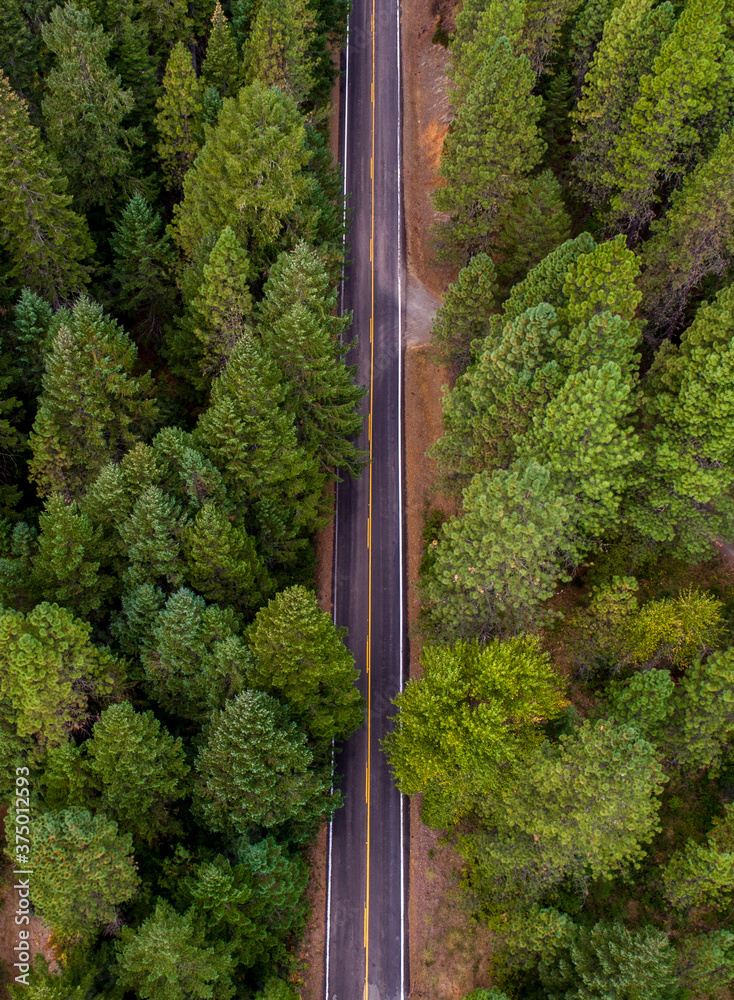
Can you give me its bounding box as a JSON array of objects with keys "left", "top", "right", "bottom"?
[
  {"left": 0, "top": 0, "right": 364, "bottom": 995},
  {"left": 390, "top": 0, "right": 734, "bottom": 996}
]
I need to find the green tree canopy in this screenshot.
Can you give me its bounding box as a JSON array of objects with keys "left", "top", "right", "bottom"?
[
  {"left": 32, "top": 807, "right": 140, "bottom": 941},
  {"left": 0, "top": 71, "right": 91, "bottom": 303},
  {"left": 155, "top": 41, "right": 203, "bottom": 192},
  {"left": 384, "top": 636, "right": 566, "bottom": 828},
  {"left": 0, "top": 602, "right": 120, "bottom": 743},
  {"left": 194, "top": 689, "right": 332, "bottom": 839},
  {"left": 246, "top": 585, "right": 363, "bottom": 747},
  {"left": 29, "top": 297, "right": 158, "bottom": 501},
  {"left": 243, "top": 0, "right": 315, "bottom": 105}
]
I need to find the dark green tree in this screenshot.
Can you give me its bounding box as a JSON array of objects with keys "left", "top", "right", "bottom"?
[
  {"left": 639, "top": 128, "right": 734, "bottom": 335},
  {"left": 430, "top": 252, "right": 498, "bottom": 370},
  {"left": 201, "top": 1, "right": 241, "bottom": 98},
  {"left": 0, "top": 71, "right": 91, "bottom": 302},
  {"left": 435, "top": 37, "right": 544, "bottom": 261},
  {"left": 194, "top": 689, "right": 333, "bottom": 839},
  {"left": 29, "top": 297, "right": 158, "bottom": 500},
  {"left": 85, "top": 702, "right": 189, "bottom": 845},
  {"left": 142, "top": 587, "right": 250, "bottom": 720},
  {"left": 119, "top": 486, "right": 185, "bottom": 589},
  {"left": 258, "top": 241, "right": 365, "bottom": 475},
  {"left": 110, "top": 193, "right": 176, "bottom": 338},
  {"left": 41, "top": 3, "right": 141, "bottom": 212},
  {"left": 117, "top": 901, "right": 235, "bottom": 1000}
]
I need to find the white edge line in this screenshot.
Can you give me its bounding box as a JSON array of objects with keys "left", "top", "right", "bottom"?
[
  {"left": 395, "top": 0, "right": 406, "bottom": 990},
  {"left": 325, "top": 11, "right": 351, "bottom": 1000}
]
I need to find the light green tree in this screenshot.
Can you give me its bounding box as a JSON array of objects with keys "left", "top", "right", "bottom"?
[
  {"left": 171, "top": 81, "right": 312, "bottom": 274},
  {"left": 246, "top": 585, "right": 363, "bottom": 746},
  {"left": 0, "top": 602, "right": 120, "bottom": 743},
  {"left": 422, "top": 462, "right": 579, "bottom": 640},
  {"left": 384, "top": 636, "right": 566, "bottom": 828},
  {"left": 673, "top": 648, "right": 734, "bottom": 772},
  {"left": 462, "top": 721, "right": 665, "bottom": 910},
  {"left": 155, "top": 41, "right": 203, "bottom": 192},
  {"left": 243, "top": 0, "right": 315, "bottom": 105},
  {"left": 604, "top": 0, "right": 734, "bottom": 235},
  {"left": 32, "top": 808, "right": 140, "bottom": 941}
]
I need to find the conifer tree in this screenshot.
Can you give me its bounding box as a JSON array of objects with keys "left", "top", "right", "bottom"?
[
  {"left": 258, "top": 242, "right": 364, "bottom": 475},
  {"left": 142, "top": 587, "right": 250, "bottom": 720},
  {"left": 605, "top": 0, "right": 734, "bottom": 236},
  {"left": 491, "top": 170, "right": 571, "bottom": 290},
  {"left": 0, "top": 72, "right": 91, "bottom": 303},
  {"left": 435, "top": 37, "right": 545, "bottom": 261},
  {"left": 520, "top": 362, "right": 642, "bottom": 538},
  {"left": 181, "top": 839, "right": 308, "bottom": 969},
  {"left": 449, "top": 0, "right": 525, "bottom": 106},
  {"left": 430, "top": 253, "right": 498, "bottom": 370},
  {"left": 244, "top": 0, "right": 315, "bottom": 105},
  {"left": 118, "top": 902, "right": 235, "bottom": 1000},
  {"left": 678, "top": 931, "right": 734, "bottom": 997},
  {"left": 628, "top": 284, "right": 734, "bottom": 558},
  {"left": 31, "top": 494, "right": 109, "bottom": 617},
  {"left": 384, "top": 636, "right": 566, "bottom": 828},
  {"left": 521, "top": 0, "right": 583, "bottom": 76},
  {"left": 246, "top": 585, "right": 363, "bottom": 746},
  {"left": 639, "top": 128, "right": 734, "bottom": 335},
  {"left": 172, "top": 81, "right": 312, "bottom": 273},
  {"left": 194, "top": 689, "right": 332, "bottom": 838},
  {"left": 183, "top": 502, "right": 273, "bottom": 613},
  {"left": 194, "top": 337, "right": 326, "bottom": 561},
  {"left": 189, "top": 226, "right": 252, "bottom": 377},
  {"left": 29, "top": 298, "right": 158, "bottom": 501},
  {"left": 112, "top": 581, "right": 165, "bottom": 657},
  {"left": 110, "top": 193, "right": 176, "bottom": 338},
  {"left": 423, "top": 462, "right": 579, "bottom": 639},
  {"left": 155, "top": 41, "right": 203, "bottom": 192},
  {"left": 202, "top": 1, "right": 241, "bottom": 97},
  {"left": 571, "top": 0, "right": 676, "bottom": 207},
  {"left": 41, "top": 3, "right": 141, "bottom": 212},
  {"left": 151, "top": 426, "right": 230, "bottom": 515},
  {"left": 0, "top": 602, "right": 120, "bottom": 743},
  {"left": 0, "top": 0, "right": 46, "bottom": 108},
  {"left": 119, "top": 486, "right": 186, "bottom": 589},
  {"left": 502, "top": 232, "right": 596, "bottom": 321},
  {"left": 568, "top": 0, "right": 625, "bottom": 87},
  {"left": 9, "top": 289, "right": 55, "bottom": 396},
  {"left": 32, "top": 808, "right": 140, "bottom": 941},
  {"left": 85, "top": 702, "right": 189, "bottom": 845}
]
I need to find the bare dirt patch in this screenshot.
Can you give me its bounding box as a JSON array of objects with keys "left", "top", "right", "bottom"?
[
  {"left": 401, "top": 0, "right": 456, "bottom": 299},
  {"left": 297, "top": 821, "right": 329, "bottom": 1000}
]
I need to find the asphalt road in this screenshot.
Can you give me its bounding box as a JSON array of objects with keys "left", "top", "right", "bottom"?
[{"left": 324, "top": 0, "right": 408, "bottom": 994}]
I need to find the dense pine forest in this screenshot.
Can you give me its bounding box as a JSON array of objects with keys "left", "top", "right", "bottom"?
[
  {"left": 0, "top": 0, "right": 366, "bottom": 993},
  {"left": 387, "top": 0, "right": 734, "bottom": 997}
]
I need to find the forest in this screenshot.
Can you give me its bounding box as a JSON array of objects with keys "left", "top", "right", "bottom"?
[
  {"left": 385, "top": 0, "right": 734, "bottom": 997},
  {"left": 0, "top": 0, "right": 366, "bottom": 994}
]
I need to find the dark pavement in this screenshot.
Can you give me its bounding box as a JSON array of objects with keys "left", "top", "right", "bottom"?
[{"left": 324, "top": 0, "right": 408, "bottom": 994}]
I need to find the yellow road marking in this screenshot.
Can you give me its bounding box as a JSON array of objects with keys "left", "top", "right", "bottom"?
[{"left": 364, "top": 0, "right": 376, "bottom": 991}]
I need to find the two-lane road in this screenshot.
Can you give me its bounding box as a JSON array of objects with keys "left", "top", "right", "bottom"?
[{"left": 325, "top": 0, "right": 408, "bottom": 993}]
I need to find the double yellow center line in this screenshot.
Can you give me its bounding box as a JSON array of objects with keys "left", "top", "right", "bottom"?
[{"left": 364, "top": 0, "right": 376, "bottom": 992}]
